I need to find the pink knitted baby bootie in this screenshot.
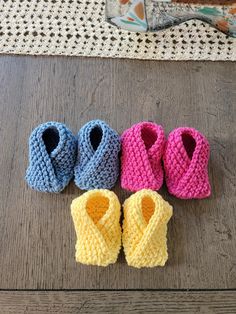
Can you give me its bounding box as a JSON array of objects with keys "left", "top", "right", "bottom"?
[
  {"left": 163, "top": 127, "right": 211, "bottom": 199},
  {"left": 121, "top": 122, "right": 165, "bottom": 192}
]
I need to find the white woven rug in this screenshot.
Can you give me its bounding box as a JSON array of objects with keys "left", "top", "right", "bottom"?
[{"left": 0, "top": 0, "right": 235, "bottom": 60}]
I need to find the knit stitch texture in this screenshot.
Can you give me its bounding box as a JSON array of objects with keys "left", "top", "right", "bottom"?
[
  {"left": 74, "top": 120, "right": 121, "bottom": 190},
  {"left": 122, "top": 189, "right": 173, "bottom": 268},
  {"left": 121, "top": 122, "right": 165, "bottom": 192},
  {"left": 163, "top": 127, "right": 211, "bottom": 199},
  {"left": 26, "top": 121, "right": 77, "bottom": 193},
  {"left": 71, "top": 189, "right": 121, "bottom": 266}
]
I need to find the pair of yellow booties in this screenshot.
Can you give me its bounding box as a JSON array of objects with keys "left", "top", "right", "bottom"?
[{"left": 71, "top": 189, "right": 173, "bottom": 268}]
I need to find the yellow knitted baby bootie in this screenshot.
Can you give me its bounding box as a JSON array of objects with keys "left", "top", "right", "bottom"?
[
  {"left": 71, "top": 189, "right": 121, "bottom": 266},
  {"left": 122, "top": 189, "right": 173, "bottom": 268}
]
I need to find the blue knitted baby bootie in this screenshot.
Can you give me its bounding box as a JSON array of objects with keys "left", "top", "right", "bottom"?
[
  {"left": 74, "top": 120, "right": 121, "bottom": 190},
  {"left": 26, "top": 122, "right": 77, "bottom": 193}
]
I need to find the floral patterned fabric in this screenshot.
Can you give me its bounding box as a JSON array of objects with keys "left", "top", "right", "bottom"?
[{"left": 106, "top": 0, "right": 236, "bottom": 37}]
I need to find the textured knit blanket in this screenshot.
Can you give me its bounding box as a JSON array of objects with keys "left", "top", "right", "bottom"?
[{"left": 0, "top": 0, "right": 235, "bottom": 60}]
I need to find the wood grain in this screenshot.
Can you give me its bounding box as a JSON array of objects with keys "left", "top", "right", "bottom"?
[
  {"left": 0, "top": 291, "right": 236, "bottom": 314},
  {"left": 0, "top": 56, "right": 235, "bottom": 289}
]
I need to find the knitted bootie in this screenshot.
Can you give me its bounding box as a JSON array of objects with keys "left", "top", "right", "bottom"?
[
  {"left": 71, "top": 189, "right": 121, "bottom": 266},
  {"left": 121, "top": 122, "right": 165, "bottom": 192},
  {"left": 74, "top": 120, "right": 120, "bottom": 190},
  {"left": 163, "top": 127, "right": 211, "bottom": 199},
  {"left": 122, "top": 189, "right": 173, "bottom": 268},
  {"left": 26, "top": 121, "right": 77, "bottom": 193}
]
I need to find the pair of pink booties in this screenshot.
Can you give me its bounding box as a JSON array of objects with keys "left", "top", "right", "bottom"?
[{"left": 121, "top": 122, "right": 211, "bottom": 199}]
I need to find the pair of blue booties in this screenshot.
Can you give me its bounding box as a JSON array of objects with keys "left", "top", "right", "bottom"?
[{"left": 26, "top": 120, "right": 120, "bottom": 193}]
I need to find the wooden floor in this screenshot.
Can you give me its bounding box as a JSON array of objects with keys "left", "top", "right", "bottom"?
[{"left": 0, "top": 56, "right": 235, "bottom": 313}]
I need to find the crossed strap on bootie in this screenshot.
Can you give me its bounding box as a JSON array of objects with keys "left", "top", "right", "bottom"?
[
  {"left": 163, "top": 127, "right": 211, "bottom": 199},
  {"left": 71, "top": 189, "right": 172, "bottom": 268},
  {"left": 74, "top": 120, "right": 121, "bottom": 190},
  {"left": 121, "top": 121, "right": 165, "bottom": 192},
  {"left": 71, "top": 189, "right": 122, "bottom": 266},
  {"left": 25, "top": 121, "right": 77, "bottom": 193},
  {"left": 122, "top": 189, "right": 173, "bottom": 268}
]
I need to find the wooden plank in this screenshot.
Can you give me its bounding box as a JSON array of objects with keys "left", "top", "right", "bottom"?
[
  {"left": 0, "top": 56, "right": 235, "bottom": 289},
  {"left": 0, "top": 291, "right": 236, "bottom": 314}
]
